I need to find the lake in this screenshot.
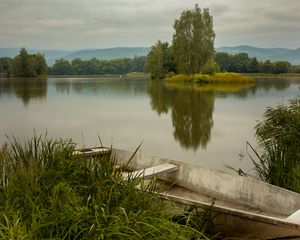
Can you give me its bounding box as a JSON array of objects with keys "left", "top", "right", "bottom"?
[{"left": 0, "top": 76, "right": 299, "bottom": 172}]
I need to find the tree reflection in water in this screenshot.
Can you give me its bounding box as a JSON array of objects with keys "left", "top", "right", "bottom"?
[
  {"left": 0, "top": 78, "right": 47, "bottom": 106},
  {"left": 148, "top": 80, "right": 214, "bottom": 150}
]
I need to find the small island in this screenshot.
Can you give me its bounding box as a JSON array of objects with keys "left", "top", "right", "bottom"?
[{"left": 146, "top": 5, "right": 254, "bottom": 85}]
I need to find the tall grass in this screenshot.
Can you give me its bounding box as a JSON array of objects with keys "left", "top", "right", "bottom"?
[
  {"left": 248, "top": 99, "right": 300, "bottom": 193},
  {"left": 0, "top": 135, "right": 211, "bottom": 239}
]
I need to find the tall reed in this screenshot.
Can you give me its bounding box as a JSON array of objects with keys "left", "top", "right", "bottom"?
[
  {"left": 248, "top": 99, "right": 300, "bottom": 193},
  {"left": 0, "top": 135, "right": 211, "bottom": 239}
]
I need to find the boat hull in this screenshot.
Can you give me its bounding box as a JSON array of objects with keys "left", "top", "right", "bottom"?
[
  {"left": 75, "top": 146, "right": 300, "bottom": 238},
  {"left": 111, "top": 148, "right": 300, "bottom": 238}
]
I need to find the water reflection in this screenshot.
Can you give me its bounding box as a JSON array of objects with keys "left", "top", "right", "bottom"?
[
  {"left": 0, "top": 78, "right": 47, "bottom": 106},
  {"left": 0, "top": 76, "right": 299, "bottom": 171},
  {"left": 254, "top": 77, "right": 290, "bottom": 91},
  {"left": 215, "top": 77, "right": 290, "bottom": 99},
  {"left": 148, "top": 81, "right": 214, "bottom": 150},
  {"left": 148, "top": 80, "right": 260, "bottom": 150},
  {"left": 147, "top": 77, "right": 297, "bottom": 150},
  {"left": 54, "top": 77, "right": 148, "bottom": 95}
]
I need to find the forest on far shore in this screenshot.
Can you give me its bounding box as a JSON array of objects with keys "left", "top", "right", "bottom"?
[{"left": 1, "top": 47, "right": 300, "bottom": 77}]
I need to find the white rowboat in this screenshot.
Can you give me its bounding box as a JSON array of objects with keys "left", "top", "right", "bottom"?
[{"left": 75, "top": 146, "right": 300, "bottom": 239}]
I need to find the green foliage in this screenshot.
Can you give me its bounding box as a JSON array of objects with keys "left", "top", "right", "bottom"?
[
  {"left": 33, "top": 53, "right": 48, "bottom": 75},
  {"left": 11, "top": 48, "right": 48, "bottom": 77},
  {"left": 0, "top": 57, "right": 12, "bottom": 77},
  {"left": 247, "top": 57, "right": 260, "bottom": 73},
  {"left": 249, "top": 99, "right": 300, "bottom": 193},
  {"left": 50, "top": 58, "right": 74, "bottom": 75},
  {"left": 272, "top": 61, "right": 291, "bottom": 74},
  {"left": 215, "top": 52, "right": 253, "bottom": 73},
  {"left": 49, "top": 56, "right": 146, "bottom": 75},
  {"left": 172, "top": 4, "right": 215, "bottom": 74},
  {"left": 214, "top": 53, "right": 230, "bottom": 72},
  {"left": 215, "top": 52, "right": 294, "bottom": 74},
  {"left": 201, "top": 59, "right": 220, "bottom": 75},
  {"left": 0, "top": 135, "right": 211, "bottom": 239},
  {"left": 146, "top": 41, "right": 176, "bottom": 79},
  {"left": 12, "top": 48, "right": 35, "bottom": 77},
  {"left": 291, "top": 65, "right": 300, "bottom": 73},
  {"left": 261, "top": 60, "right": 273, "bottom": 73}
]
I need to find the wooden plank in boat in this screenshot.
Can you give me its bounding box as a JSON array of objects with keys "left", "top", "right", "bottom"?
[
  {"left": 123, "top": 163, "right": 179, "bottom": 180},
  {"left": 287, "top": 209, "right": 300, "bottom": 225},
  {"left": 73, "top": 147, "right": 111, "bottom": 156}
]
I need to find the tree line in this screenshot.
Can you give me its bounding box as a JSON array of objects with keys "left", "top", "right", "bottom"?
[
  {"left": 48, "top": 56, "right": 146, "bottom": 75},
  {"left": 215, "top": 52, "right": 300, "bottom": 74},
  {"left": 1, "top": 45, "right": 300, "bottom": 78},
  {"left": 0, "top": 48, "right": 47, "bottom": 77}
]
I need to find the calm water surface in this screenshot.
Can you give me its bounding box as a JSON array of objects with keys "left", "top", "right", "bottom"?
[{"left": 0, "top": 76, "right": 299, "bottom": 172}]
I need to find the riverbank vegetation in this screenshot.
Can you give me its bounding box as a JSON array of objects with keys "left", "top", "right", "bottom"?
[
  {"left": 0, "top": 136, "right": 212, "bottom": 239},
  {"left": 248, "top": 99, "right": 300, "bottom": 193},
  {"left": 0, "top": 54, "right": 146, "bottom": 78},
  {"left": 49, "top": 56, "right": 146, "bottom": 75}
]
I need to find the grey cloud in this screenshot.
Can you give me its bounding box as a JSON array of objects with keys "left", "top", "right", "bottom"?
[
  {"left": 210, "top": 3, "right": 230, "bottom": 17},
  {"left": 0, "top": 0, "right": 299, "bottom": 49}
]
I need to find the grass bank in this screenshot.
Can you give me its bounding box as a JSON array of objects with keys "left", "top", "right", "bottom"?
[
  {"left": 0, "top": 136, "right": 211, "bottom": 239},
  {"left": 166, "top": 73, "right": 254, "bottom": 84}
]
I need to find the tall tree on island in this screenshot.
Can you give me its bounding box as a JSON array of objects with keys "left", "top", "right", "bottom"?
[{"left": 172, "top": 4, "right": 215, "bottom": 74}]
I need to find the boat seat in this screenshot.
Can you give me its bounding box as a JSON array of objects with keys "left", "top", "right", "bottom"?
[
  {"left": 123, "top": 163, "right": 179, "bottom": 180},
  {"left": 286, "top": 209, "right": 300, "bottom": 225},
  {"left": 73, "top": 147, "right": 111, "bottom": 156}
]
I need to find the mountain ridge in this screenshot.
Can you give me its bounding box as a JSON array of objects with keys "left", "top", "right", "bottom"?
[{"left": 1, "top": 45, "right": 300, "bottom": 65}]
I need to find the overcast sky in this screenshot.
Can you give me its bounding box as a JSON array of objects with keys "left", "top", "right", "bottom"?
[{"left": 1, "top": 0, "right": 300, "bottom": 50}]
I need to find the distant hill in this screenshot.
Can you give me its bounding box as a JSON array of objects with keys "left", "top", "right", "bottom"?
[
  {"left": 0, "top": 47, "right": 150, "bottom": 65},
  {"left": 1, "top": 45, "right": 300, "bottom": 65},
  {"left": 0, "top": 48, "right": 75, "bottom": 65},
  {"left": 64, "top": 47, "right": 150, "bottom": 61},
  {"left": 0, "top": 48, "right": 20, "bottom": 58},
  {"left": 216, "top": 45, "right": 300, "bottom": 64}
]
